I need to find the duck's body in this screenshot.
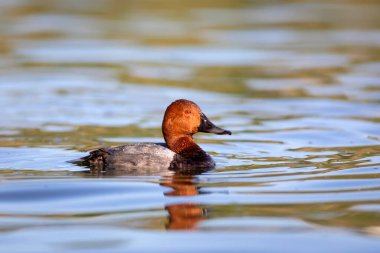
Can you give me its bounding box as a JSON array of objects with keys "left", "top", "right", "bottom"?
[
  {"left": 78, "top": 99, "right": 231, "bottom": 175},
  {"left": 82, "top": 143, "right": 215, "bottom": 175}
]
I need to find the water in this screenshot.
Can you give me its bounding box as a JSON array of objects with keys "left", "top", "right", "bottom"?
[{"left": 1, "top": 0, "right": 380, "bottom": 252}]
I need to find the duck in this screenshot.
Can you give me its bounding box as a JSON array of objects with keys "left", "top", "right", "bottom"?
[{"left": 77, "top": 99, "right": 231, "bottom": 175}]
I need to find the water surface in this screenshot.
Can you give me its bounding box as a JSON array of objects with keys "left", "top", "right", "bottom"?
[{"left": 0, "top": 0, "right": 380, "bottom": 252}]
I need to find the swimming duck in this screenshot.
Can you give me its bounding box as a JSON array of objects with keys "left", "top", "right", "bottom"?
[{"left": 78, "top": 99, "right": 231, "bottom": 174}]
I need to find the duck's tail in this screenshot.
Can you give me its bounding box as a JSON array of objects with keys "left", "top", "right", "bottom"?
[{"left": 68, "top": 148, "right": 110, "bottom": 168}]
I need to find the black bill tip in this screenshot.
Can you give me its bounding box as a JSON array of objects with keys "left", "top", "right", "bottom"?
[
  {"left": 219, "top": 130, "right": 232, "bottom": 135},
  {"left": 198, "top": 113, "right": 232, "bottom": 135}
]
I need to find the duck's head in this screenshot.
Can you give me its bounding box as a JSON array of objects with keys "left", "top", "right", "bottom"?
[{"left": 162, "top": 99, "right": 231, "bottom": 150}]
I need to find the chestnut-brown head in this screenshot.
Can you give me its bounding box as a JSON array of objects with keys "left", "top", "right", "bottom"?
[{"left": 162, "top": 99, "right": 231, "bottom": 153}]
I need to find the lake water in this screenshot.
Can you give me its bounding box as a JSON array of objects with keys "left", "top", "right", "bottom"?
[{"left": 1, "top": 0, "right": 380, "bottom": 252}]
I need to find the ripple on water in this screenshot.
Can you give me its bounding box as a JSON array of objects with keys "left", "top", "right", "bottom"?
[
  {"left": 1, "top": 0, "right": 380, "bottom": 252},
  {"left": 0, "top": 147, "right": 86, "bottom": 171}
]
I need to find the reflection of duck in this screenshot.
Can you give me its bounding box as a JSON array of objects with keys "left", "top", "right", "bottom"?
[
  {"left": 161, "top": 175, "right": 205, "bottom": 230},
  {"left": 77, "top": 99, "right": 231, "bottom": 174}
]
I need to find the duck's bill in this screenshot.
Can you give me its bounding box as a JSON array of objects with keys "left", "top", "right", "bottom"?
[{"left": 198, "top": 113, "right": 232, "bottom": 135}]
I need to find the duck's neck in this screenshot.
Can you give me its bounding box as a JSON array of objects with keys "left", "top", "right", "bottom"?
[{"left": 165, "top": 135, "right": 203, "bottom": 154}]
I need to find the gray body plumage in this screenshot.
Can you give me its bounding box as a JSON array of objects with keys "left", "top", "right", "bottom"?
[{"left": 86, "top": 143, "right": 175, "bottom": 175}]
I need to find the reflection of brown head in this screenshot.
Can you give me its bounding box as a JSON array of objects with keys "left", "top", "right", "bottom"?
[
  {"left": 165, "top": 203, "right": 204, "bottom": 230},
  {"left": 161, "top": 175, "right": 205, "bottom": 230}
]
